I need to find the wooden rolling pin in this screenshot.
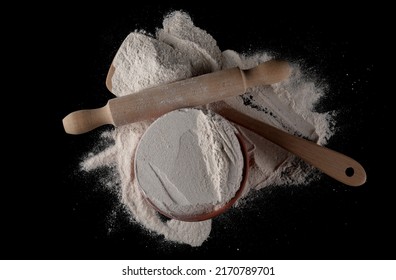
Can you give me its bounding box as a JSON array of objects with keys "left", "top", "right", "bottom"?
[{"left": 63, "top": 60, "right": 291, "bottom": 134}]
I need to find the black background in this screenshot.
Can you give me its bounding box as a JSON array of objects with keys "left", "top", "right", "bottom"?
[{"left": 3, "top": 4, "right": 384, "bottom": 260}]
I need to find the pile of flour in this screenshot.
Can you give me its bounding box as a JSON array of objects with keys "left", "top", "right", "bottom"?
[
  {"left": 135, "top": 108, "right": 243, "bottom": 220},
  {"left": 81, "top": 11, "right": 334, "bottom": 247}
]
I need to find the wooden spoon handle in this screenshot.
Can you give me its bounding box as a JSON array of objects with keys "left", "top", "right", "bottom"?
[{"left": 215, "top": 105, "right": 367, "bottom": 186}]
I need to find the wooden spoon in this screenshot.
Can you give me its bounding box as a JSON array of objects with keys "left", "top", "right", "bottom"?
[
  {"left": 213, "top": 103, "right": 367, "bottom": 187},
  {"left": 105, "top": 59, "right": 366, "bottom": 186},
  {"left": 65, "top": 58, "right": 366, "bottom": 186},
  {"left": 62, "top": 59, "right": 291, "bottom": 134}
]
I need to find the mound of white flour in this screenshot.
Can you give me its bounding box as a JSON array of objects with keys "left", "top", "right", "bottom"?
[
  {"left": 81, "top": 11, "right": 334, "bottom": 247},
  {"left": 135, "top": 108, "right": 243, "bottom": 220}
]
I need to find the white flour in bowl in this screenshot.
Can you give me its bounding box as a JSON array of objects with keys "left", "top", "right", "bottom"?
[
  {"left": 135, "top": 108, "right": 243, "bottom": 219},
  {"left": 81, "top": 11, "right": 334, "bottom": 247}
]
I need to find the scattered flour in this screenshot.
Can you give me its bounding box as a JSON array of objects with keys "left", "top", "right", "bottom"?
[{"left": 81, "top": 11, "right": 334, "bottom": 247}]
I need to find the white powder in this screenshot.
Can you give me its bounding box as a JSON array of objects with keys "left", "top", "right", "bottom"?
[
  {"left": 81, "top": 11, "right": 334, "bottom": 247},
  {"left": 158, "top": 11, "right": 222, "bottom": 75},
  {"left": 135, "top": 108, "right": 243, "bottom": 219},
  {"left": 111, "top": 32, "right": 192, "bottom": 96}
]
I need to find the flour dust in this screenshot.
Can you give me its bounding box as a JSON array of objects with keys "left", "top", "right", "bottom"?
[{"left": 80, "top": 11, "right": 335, "bottom": 247}]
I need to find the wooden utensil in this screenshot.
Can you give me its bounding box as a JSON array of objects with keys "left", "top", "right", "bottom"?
[
  {"left": 214, "top": 103, "right": 367, "bottom": 186},
  {"left": 62, "top": 59, "right": 291, "bottom": 134},
  {"left": 105, "top": 59, "right": 366, "bottom": 186}
]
